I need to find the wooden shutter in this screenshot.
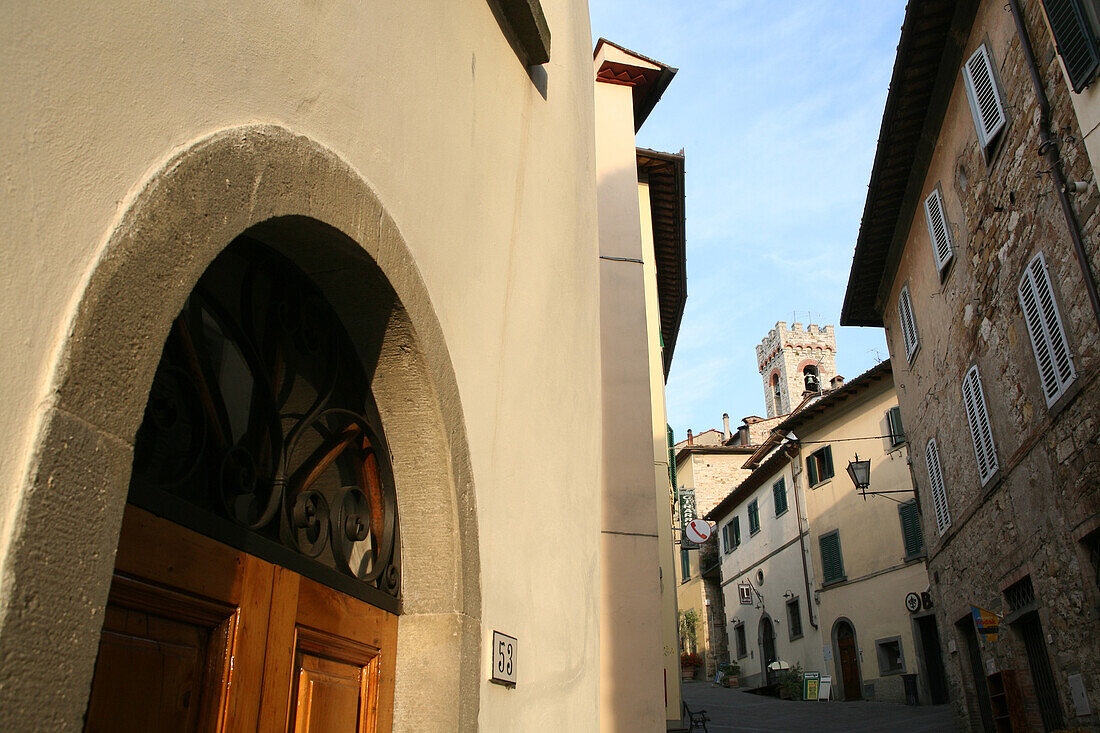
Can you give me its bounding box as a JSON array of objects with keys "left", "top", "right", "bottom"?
[
  {"left": 898, "top": 500, "right": 924, "bottom": 557},
  {"left": 898, "top": 285, "right": 920, "bottom": 361},
  {"left": 748, "top": 500, "right": 759, "bottom": 533},
  {"left": 733, "top": 516, "right": 741, "bottom": 546},
  {"left": 1042, "top": 0, "right": 1100, "bottom": 92},
  {"left": 821, "top": 446, "right": 834, "bottom": 480},
  {"left": 963, "top": 44, "right": 1007, "bottom": 149},
  {"left": 924, "top": 190, "right": 954, "bottom": 271},
  {"left": 773, "top": 478, "right": 787, "bottom": 515},
  {"left": 887, "top": 406, "right": 905, "bottom": 446},
  {"left": 807, "top": 453, "right": 818, "bottom": 486},
  {"left": 819, "top": 532, "right": 844, "bottom": 583},
  {"left": 1019, "top": 251, "right": 1077, "bottom": 406},
  {"left": 962, "top": 365, "right": 999, "bottom": 485},
  {"left": 926, "top": 439, "right": 952, "bottom": 536}
]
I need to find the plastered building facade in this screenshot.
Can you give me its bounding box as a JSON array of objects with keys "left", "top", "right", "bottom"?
[
  {"left": 0, "top": 3, "right": 686, "bottom": 731},
  {"left": 843, "top": 0, "right": 1100, "bottom": 729}
]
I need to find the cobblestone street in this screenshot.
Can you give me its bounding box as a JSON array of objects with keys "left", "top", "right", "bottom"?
[{"left": 681, "top": 681, "right": 955, "bottom": 732}]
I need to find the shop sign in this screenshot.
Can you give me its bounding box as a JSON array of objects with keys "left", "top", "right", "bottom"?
[{"left": 970, "top": 605, "right": 999, "bottom": 644}]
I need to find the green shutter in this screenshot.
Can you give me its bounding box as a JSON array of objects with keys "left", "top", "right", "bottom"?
[
  {"left": 667, "top": 425, "right": 677, "bottom": 489},
  {"left": 748, "top": 501, "right": 760, "bottom": 534},
  {"left": 899, "top": 501, "right": 925, "bottom": 558},
  {"left": 773, "top": 478, "right": 787, "bottom": 515},
  {"left": 819, "top": 531, "right": 845, "bottom": 583},
  {"left": 888, "top": 407, "right": 905, "bottom": 447},
  {"left": 807, "top": 454, "right": 818, "bottom": 486},
  {"left": 822, "top": 446, "right": 834, "bottom": 480},
  {"left": 733, "top": 516, "right": 741, "bottom": 546}
]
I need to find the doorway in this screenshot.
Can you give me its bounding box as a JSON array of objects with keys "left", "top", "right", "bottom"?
[
  {"left": 835, "top": 619, "right": 862, "bottom": 700},
  {"left": 84, "top": 238, "right": 401, "bottom": 731},
  {"left": 760, "top": 616, "right": 777, "bottom": 685},
  {"left": 915, "top": 615, "right": 950, "bottom": 704},
  {"left": 957, "top": 615, "right": 995, "bottom": 732}
]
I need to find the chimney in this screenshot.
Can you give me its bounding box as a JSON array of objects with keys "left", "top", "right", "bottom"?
[
  {"left": 722, "top": 413, "right": 730, "bottom": 441},
  {"left": 738, "top": 424, "right": 750, "bottom": 446},
  {"left": 831, "top": 375, "right": 845, "bottom": 389},
  {"left": 687, "top": 429, "right": 694, "bottom": 445}
]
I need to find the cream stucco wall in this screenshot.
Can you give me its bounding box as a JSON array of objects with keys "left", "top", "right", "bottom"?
[
  {"left": 714, "top": 460, "right": 825, "bottom": 688},
  {"left": 1, "top": 2, "right": 603, "bottom": 730},
  {"left": 796, "top": 373, "right": 931, "bottom": 703}
]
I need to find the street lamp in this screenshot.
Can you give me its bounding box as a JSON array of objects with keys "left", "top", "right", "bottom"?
[{"left": 847, "top": 453, "right": 871, "bottom": 499}]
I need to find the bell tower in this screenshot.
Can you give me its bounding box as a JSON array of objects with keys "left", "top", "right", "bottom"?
[{"left": 756, "top": 321, "right": 837, "bottom": 418}]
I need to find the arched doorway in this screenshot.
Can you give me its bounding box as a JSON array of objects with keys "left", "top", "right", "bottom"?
[
  {"left": 0, "top": 127, "right": 480, "bottom": 731},
  {"left": 84, "top": 237, "right": 401, "bottom": 730},
  {"left": 760, "top": 616, "right": 777, "bottom": 685},
  {"left": 834, "top": 619, "right": 862, "bottom": 700}
]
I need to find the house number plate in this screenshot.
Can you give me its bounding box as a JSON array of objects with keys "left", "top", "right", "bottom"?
[{"left": 491, "top": 631, "right": 518, "bottom": 687}]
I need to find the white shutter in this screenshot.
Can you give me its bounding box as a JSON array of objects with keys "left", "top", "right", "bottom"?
[
  {"left": 1018, "top": 251, "right": 1077, "bottom": 406},
  {"left": 963, "top": 44, "right": 1007, "bottom": 149},
  {"left": 962, "top": 365, "right": 999, "bottom": 485},
  {"left": 926, "top": 438, "right": 951, "bottom": 535},
  {"left": 898, "top": 285, "right": 920, "bottom": 361},
  {"left": 924, "top": 189, "right": 954, "bottom": 271}
]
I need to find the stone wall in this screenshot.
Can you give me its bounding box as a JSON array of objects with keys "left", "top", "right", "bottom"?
[
  {"left": 756, "top": 322, "right": 837, "bottom": 417},
  {"left": 687, "top": 452, "right": 754, "bottom": 517},
  {"left": 880, "top": 1, "right": 1100, "bottom": 728}
]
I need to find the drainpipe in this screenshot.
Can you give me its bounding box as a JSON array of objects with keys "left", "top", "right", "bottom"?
[
  {"left": 1009, "top": 0, "right": 1100, "bottom": 329},
  {"left": 787, "top": 441, "right": 818, "bottom": 630}
]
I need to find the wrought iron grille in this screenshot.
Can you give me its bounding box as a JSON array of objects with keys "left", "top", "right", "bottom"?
[
  {"left": 1004, "top": 576, "right": 1035, "bottom": 613},
  {"left": 130, "top": 239, "right": 400, "bottom": 612}
]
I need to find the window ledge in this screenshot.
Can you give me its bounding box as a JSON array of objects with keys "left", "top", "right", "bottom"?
[
  {"left": 879, "top": 668, "right": 906, "bottom": 677},
  {"left": 821, "top": 576, "right": 847, "bottom": 588},
  {"left": 789, "top": 633, "right": 804, "bottom": 642},
  {"left": 486, "top": 0, "right": 550, "bottom": 66},
  {"left": 775, "top": 508, "right": 789, "bottom": 519}
]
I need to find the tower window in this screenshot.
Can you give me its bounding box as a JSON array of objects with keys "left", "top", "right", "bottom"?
[
  {"left": 803, "top": 364, "right": 821, "bottom": 393},
  {"left": 771, "top": 373, "right": 781, "bottom": 407}
]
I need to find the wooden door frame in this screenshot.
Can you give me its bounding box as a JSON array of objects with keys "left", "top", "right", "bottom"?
[
  {"left": 0, "top": 126, "right": 481, "bottom": 732},
  {"left": 831, "top": 617, "right": 864, "bottom": 701}
]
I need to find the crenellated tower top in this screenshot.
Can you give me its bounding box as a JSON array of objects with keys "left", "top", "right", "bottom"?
[{"left": 756, "top": 321, "right": 837, "bottom": 417}]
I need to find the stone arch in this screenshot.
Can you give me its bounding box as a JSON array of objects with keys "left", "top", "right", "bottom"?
[{"left": 0, "top": 125, "right": 480, "bottom": 731}]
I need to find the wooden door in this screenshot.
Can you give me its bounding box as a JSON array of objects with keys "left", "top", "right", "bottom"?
[
  {"left": 84, "top": 506, "right": 397, "bottom": 732},
  {"left": 836, "top": 622, "right": 861, "bottom": 700}
]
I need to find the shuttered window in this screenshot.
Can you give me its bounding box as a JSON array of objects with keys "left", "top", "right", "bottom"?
[
  {"left": 898, "top": 500, "right": 925, "bottom": 558},
  {"left": 887, "top": 406, "right": 906, "bottom": 447},
  {"left": 732, "top": 516, "right": 741, "bottom": 548},
  {"left": 1042, "top": 0, "right": 1100, "bottom": 92},
  {"left": 962, "top": 365, "right": 999, "bottom": 485},
  {"left": 963, "top": 44, "right": 1008, "bottom": 150},
  {"left": 926, "top": 439, "right": 952, "bottom": 536},
  {"left": 924, "top": 189, "right": 955, "bottom": 272},
  {"left": 807, "top": 445, "right": 834, "bottom": 486},
  {"left": 721, "top": 523, "right": 731, "bottom": 553},
  {"left": 1019, "top": 251, "right": 1077, "bottom": 406},
  {"left": 748, "top": 500, "right": 760, "bottom": 535},
  {"left": 819, "top": 531, "right": 845, "bottom": 584},
  {"left": 898, "top": 285, "right": 920, "bottom": 362},
  {"left": 773, "top": 478, "right": 788, "bottom": 516}
]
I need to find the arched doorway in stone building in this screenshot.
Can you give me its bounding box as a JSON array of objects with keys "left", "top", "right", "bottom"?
[{"left": 0, "top": 127, "right": 481, "bottom": 731}]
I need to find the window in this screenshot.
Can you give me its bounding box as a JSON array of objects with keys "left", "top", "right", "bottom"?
[
  {"left": 926, "top": 439, "right": 952, "bottom": 535},
  {"left": 771, "top": 373, "right": 781, "bottom": 410},
  {"left": 1019, "top": 252, "right": 1077, "bottom": 407},
  {"left": 786, "top": 597, "right": 803, "bottom": 640},
  {"left": 963, "top": 43, "right": 1008, "bottom": 152},
  {"left": 898, "top": 500, "right": 925, "bottom": 559},
  {"left": 773, "top": 478, "right": 788, "bottom": 516},
  {"left": 748, "top": 500, "right": 761, "bottom": 535},
  {"left": 731, "top": 516, "right": 741, "bottom": 548},
  {"left": 887, "top": 406, "right": 906, "bottom": 447},
  {"left": 819, "top": 530, "right": 845, "bottom": 584},
  {"left": 680, "top": 548, "right": 691, "bottom": 581},
  {"left": 962, "top": 366, "right": 999, "bottom": 486},
  {"left": 1041, "top": 0, "right": 1100, "bottom": 92},
  {"left": 876, "top": 636, "right": 905, "bottom": 675},
  {"left": 924, "top": 189, "right": 955, "bottom": 272},
  {"left": 734, "top": 623, "right": 747, "bottom": 658},
  {"left": 898, "top": 285, "right": 920, "bottom": 362},
  {"left": 803, "top": 364, "right": 820, "bottom": 393},
  {"left": 1082, "top": 528, "right": 1100, "bottom": 592},
  {"left": 721, "top": 522, "right": 735, "bottom": 554},
  {"left": 806, "top": 446, "right": 834, "bottom": 486}
]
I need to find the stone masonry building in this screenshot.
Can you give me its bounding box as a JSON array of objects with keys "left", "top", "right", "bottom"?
[
  {"left": 843, "top": 0, "right": 1100, "bottom": 729},
  {"left": 757, "top": 322, "right": 838, "bottom": 417}
]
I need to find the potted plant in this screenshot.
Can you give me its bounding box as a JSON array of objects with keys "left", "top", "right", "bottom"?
[
  {"left": 680, "top": 652, "right": 703, "bottom": 680},
  {"left": 776, "top": 663, "right": 803, "bottom": 700},
  {"left": 718, "top": 662, "right": 740, "bottom": 688}
]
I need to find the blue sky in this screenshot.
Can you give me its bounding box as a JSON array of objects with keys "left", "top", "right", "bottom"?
[{"left": 588, "top": 1, "right": 905, "bottom": 439}]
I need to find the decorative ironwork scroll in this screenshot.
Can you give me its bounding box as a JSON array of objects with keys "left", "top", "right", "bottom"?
[{"left": 130, "top": 239, "right": 400, "bottom": 612}]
